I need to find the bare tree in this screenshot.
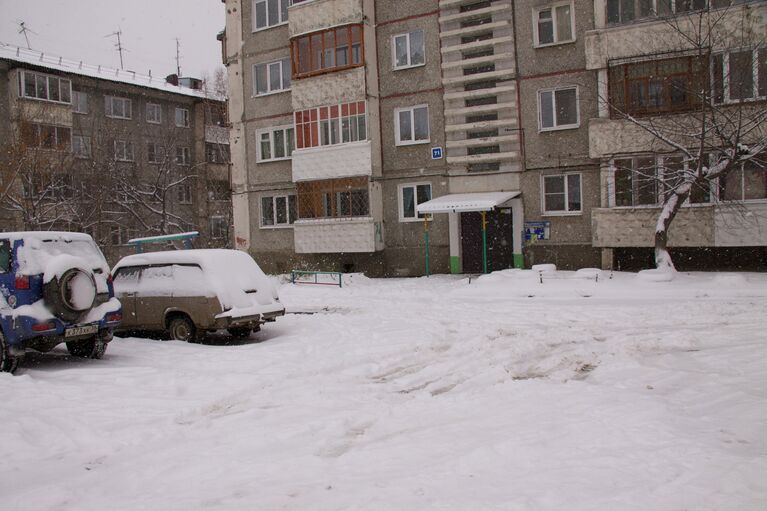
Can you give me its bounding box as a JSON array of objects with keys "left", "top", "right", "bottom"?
[{"left": 604, "top": 4, "right": 767, "bottom": 270}]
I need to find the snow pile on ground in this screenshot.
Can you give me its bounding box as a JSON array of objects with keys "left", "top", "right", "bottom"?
[{"left": 1, "top": 270, "right": 766, "bottom": 510}]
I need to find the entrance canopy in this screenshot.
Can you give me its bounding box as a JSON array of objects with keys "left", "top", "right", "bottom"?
[{"left": 416, "top": 191, "right": 520, "bottom": 214}]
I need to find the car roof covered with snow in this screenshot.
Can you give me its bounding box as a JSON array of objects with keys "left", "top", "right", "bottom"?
[{"left": 2, "top": 231, "right": 110, "bottom": 276}]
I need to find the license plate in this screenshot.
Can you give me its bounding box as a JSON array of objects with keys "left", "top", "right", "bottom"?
[{"left": 65, "top": 324, "right": 98, "bottom": 338}]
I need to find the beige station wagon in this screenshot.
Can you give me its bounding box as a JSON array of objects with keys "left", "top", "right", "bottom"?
[{"left": 112, "top": 249, "right": 285, "bottom": 341}]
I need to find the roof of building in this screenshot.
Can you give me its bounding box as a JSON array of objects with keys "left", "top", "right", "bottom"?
[{"left": 0, "top": 42, "right": 224, "bottom": 101}]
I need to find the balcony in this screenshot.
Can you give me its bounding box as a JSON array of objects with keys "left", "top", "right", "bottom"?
[
  {"left": 293, "top": 216, "right": 378, "bottom": 253},
  {"left": 292, "top": 140, "right": 372, "bottom": 182},
  {"left": 288, "top": 0, "right": 363, "bottom": 38}
]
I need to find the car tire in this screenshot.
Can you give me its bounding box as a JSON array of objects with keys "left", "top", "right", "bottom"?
[
  {"left": 168, "top": 316, "right": 198, "bottom": 342},
  {"left": 44, "top": 267, "right": 97, "bottom": 322},
  {"left": 227, "top": 327, "right": 252, "bottom": 338},
  {"left": 66, "top": 337, "right": 107, "bottom": 359},
  {"left": 0, "top": 330, "right": 19, "bottom": 374}
]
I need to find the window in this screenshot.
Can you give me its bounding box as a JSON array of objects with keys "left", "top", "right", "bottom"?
[
  {"left": 399, "top": 183, "right": 432, "bottom": 222},
  {"left": 261, "top": 194, "right": 297, "bottom": 227},
  {"left": 0, "top": 239, "right": 11, "bottom": 274},
  {"left": 291, "top": 24, "right": 363, "bottom": 79},
  {"left": 210, "top": 216, "right": 229, "bottom": 239},
  {"left": 146, "top": 103, "right": 162, "bottom": 124},
  {"left": 712, "top": 48, "right": 767, "bottom": 103},
  {"left": 72, "top": 135, "right": 91, "bottom": 158},
  {"left": 609, "top": 55, "right": 707, "bottom": 116},
  {"left": 392, "top": 30, "right": 425, "bottom": 69},
  {"left": 114, "top": 140, "right": 135, "bottom": 162},
  {"left": 253, "top": 0, "right": 288, "bottom": 31},
  {"left": 254, "top": 58, "right": 291, "bottom": 95},
  {"left": 720, "top": 155, "right": 767, "bottom": 201},
  {"left": 105, "top": 96, "right": 132, "bottom": 119},
  {"left": 147, "top": 142, "right": 166, "bottom": 163},
  {"left": 538, "top": 86, "right": 579, "bottom": 131},
  {"left": 257, "top": 126, "right": 295, "bottom": 161},
  {"left": 175, "top": 107, "right": 190, "bottom": 128},
  {"left": 20, "top": 71, "right": 71, "bottom": 104},
  {"left": 72, "top": 91, "right": 88, "bottom": 114},
  {"left": 206, "top": 143, "right": 230, "bottom": 163},
  {"left": 613, "top": 157, "right": 659, "bottom": 206},
  {"left": 605, "top": 1, "right": 745, "bottom": 25},
  {"left": 21, "top": 123, "right": 71, "bottom": 151},
  {"left": 543, "top": 173, "right": 582, "bottom": 213},
  {"left": 296, "top": 177, "right": 369, "bottom": 219},
  {"left": 177, "top": 184, "right": 193, "bottom": 204},
  {"left": 176, "top": 146, "right": 191, "bottom": 165},
  {"left": 395, "top": 105, "right": 430, "bottom": 145},
  {"left": 294, "top": 101, "right": 366, "bottom": 149},
  {"left": 534, "top": 2, "right": 574, "bottom": 47}
]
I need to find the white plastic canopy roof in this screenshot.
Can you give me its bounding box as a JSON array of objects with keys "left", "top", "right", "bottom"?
[{"left": 416, "top": 191, "right": 520, "bottom": 214}]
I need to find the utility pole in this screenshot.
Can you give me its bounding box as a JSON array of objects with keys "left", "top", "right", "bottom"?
[
  {"left": 175, "top": 38, "right": 182, "bottom": 77},
  {"left": 17, "top": 21, "right": 35, "bottom": 49},
  {"left": 106, "top": 29, "right": 126, "bottom": 69}
]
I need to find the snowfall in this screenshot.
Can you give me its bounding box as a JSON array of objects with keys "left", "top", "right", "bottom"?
[{"left": 1, "top": 268, "right": 766, "bottom": 511}]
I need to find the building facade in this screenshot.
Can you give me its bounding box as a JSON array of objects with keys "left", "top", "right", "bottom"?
[
  {"left": 223, "top": 0, "right": 766, "bottom": 275},
  {"left": 0, "top": 44, "right": 232, "bottom": 264}
]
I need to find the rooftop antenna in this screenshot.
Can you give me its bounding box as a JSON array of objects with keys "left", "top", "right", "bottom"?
[
  {"left": 175, "top": 37, "right": 182, "bottom": 77},
  {"left": 105, "top": 28, "right": 126, "bottom": 70},
  {"left": 17, "top": 21, "right": 36, "bottom": 49}
]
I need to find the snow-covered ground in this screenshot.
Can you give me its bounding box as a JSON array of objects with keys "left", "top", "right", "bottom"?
[{"left": 2, "top": 269, "right": 766, "bottom": 510}]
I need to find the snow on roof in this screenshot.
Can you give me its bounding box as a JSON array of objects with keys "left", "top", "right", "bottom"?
[
  {"left": 0, "top": 42, "right": 223, "bottom": 101},
  {"left": 0, "top": 231, "right": 94, "bottom": 242},
  {"left": 417, "top": 191, "right": 521, "bottom": 214}
]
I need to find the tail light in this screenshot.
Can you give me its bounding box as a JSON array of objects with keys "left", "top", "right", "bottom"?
[
  {"left": 107, "top": 273, "right": 113, "bottom": 286},
  {"left": 15, "top": 274, "right": 30, "bottom": 289},
  {"left": 106, "top": 312, "right": 122, "bottom": 323},
  {"left": 31, "top": 321, "right": 56, "bottom": 332}
]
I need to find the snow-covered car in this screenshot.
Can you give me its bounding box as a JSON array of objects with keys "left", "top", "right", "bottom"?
[
  {"left": 111, "top": 249, "right": 285, "bottom": 341},
  {"left": 0, "top": 232, "right": 123, "bottom": 373}
]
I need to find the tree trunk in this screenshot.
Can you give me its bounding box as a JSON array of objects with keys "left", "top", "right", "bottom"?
[{"left": 654, "top": 183, "right": 692, "bottom": 271}]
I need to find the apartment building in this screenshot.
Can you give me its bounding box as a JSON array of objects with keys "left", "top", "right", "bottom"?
[
  {"left": 224, "top": 0, "right": 529, "bottom": 276},
  {"left": 224, "top": 0, "right": 766, "bottom": 275},
  {"left": 586, "top": 0, "right": 767, "bottom": 270},
  {"left": 0, "top": 44, "right": 232, "bottom": 263}
]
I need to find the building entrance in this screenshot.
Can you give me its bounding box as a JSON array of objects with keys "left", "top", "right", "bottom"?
[{"left": 460, "top": 209, "right": 514, "bottom": 273}]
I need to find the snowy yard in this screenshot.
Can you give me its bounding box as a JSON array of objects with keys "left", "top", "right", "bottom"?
[{"left": 2, "top": 269, "right": 766, "bottom": 510}]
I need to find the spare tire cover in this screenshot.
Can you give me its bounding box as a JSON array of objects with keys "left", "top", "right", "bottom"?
[{"left": 43, "top": 255, "right": 96, "bottom": 320}]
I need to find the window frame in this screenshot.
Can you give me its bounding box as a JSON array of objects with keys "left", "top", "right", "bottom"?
[
  {"left": 290, "top": 24, "right": 364, "bottom": 79},
  {"left": 147, "top": 142, "right": 166, "bottom": 164},
  {"left": 176, "top": 183, "right": 193, "bottom": 205},
  {"left": 294, "top": 101, "right": 367, "bottom": 150},
  {"left": 114, "top": 140, "right": 135, "bottom": 162},
  {"left": 398, "top": 182, "right": 433, "bottom": 222},
  {"left": 175, "top": 146, "right": 192, "bottom": 166},
  {"left": 391, "top": 29, "right": 426, "bottom": 70},
  {"left": 541, "top": 172, "right": 583, "bottom": 215},
  {"left": 537, "top": 85, "right": 580, "bottom": 132},
  {"left": 72, "top": 134, "right": 91, "bottom": 159},
  {"left": 210, "top": 216, "right": 229, "bottom": 239},
  {"left": 260, "top": 193, "right": 298, "bottom": 228},
  {"left": 257, "top": 125, "right": 296, "bottom": 161},
  {"left": 19, "top": 70, "right": 72, "bottom": 104},
  {"left": 253, "top": 58, "right": 291, "bottom": 96},
  {"left": 394, "top": 104, "right": 431, "bottom": 146},
  {"left": 533, "top": 1, "right": 576, "bottom": 48},
  {"left": 175, "top": 107, "right": 190, "bottom": 128},
  {"left": 105, "top": 96, "right": 132, "bottom": 120},
  {"left": 712, "top": 47, "right": 767, "bottom": 104},
  {"left": 72, "top": 90, "right": 88, "bottom": 114},
  {"left": 146, "top": 103, "right": 162, "bottom": 124},
  {"left": 252, "top": 0, "right": 289, "bottom": 32}
]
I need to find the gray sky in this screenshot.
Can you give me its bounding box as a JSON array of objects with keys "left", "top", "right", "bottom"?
[{"left": 0, "top": 0, "right": 225, "bottom": 79}]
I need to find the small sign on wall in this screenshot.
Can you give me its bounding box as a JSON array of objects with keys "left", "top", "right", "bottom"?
[
  {"left": 524, "top": 221, "right": 551, "bottom": 242},
  {"left": 431, "top": 147, "right": 443, "bottom": 159}
]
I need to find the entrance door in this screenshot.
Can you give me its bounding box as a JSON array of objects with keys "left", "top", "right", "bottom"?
[{"left": 460, "top": 209, "right": 513, "bottom": 273}]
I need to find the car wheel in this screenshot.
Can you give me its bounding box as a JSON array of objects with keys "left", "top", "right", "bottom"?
[
  {"left": 66, "top": 337, "right": 107, "bottom": 359},
  {"left": 0, "top": 330, "right": 19, "bottom": 374},
  {"left": 227, "top": 327, "right": 252, "bottom": 338},
  {"left": 169, "top": 316, "right": 197, "bottom": 342}
]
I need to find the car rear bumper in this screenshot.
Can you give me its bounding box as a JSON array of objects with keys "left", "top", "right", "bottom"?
[{"left": 1, "top": 310, "right": 121, "bottom": 350}]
